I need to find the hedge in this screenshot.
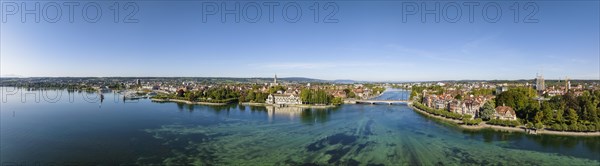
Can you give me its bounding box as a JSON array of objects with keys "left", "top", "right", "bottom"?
[{"left": 487, "top": 119, "right": 521, "bottom": 127}]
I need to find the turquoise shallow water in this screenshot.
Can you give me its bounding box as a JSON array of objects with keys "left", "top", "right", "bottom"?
[{"left": 1, "top": 88, "right": 599, "bottom": 165}]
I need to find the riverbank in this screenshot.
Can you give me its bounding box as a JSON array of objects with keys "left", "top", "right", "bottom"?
[
  {"left": 240, "top": 102, "right": 338, "bottom": 109},
  {"left": 408, "top": 104, "right": 600, "bottom": 137},
  {"left": 151, "top": 98, "right": 230, "bottom": 106},
  {"left": 408, "top": 104, "right": 463, "bottom": 123},
  {"left": 151, "top": 98, "right": 340, "bottom": 108}
]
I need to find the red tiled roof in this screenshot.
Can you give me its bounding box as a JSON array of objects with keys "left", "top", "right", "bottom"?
[{"left": 495, "top": 106, "right": 515, "bottom": 116}]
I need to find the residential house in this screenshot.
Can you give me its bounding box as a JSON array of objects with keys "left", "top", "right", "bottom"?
[{"left": 494, "top": 105, "right": 517, "bottom": 120}]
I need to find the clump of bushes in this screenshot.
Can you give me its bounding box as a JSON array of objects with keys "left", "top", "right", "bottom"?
[
  {"left": 487, "top": 119, "right": 520, "bottom": 127},
  {"left": 535, "top": 123, "right": 544, "bottom": 130},
  {"left": 526, "top": 122, "right": 545, "bottom": 130},
  {"left": 547, "top": 122, "right": 600, "bottom": 132},
  {"left": 463, "top": 118, "right": 483, "bottom": 125}
]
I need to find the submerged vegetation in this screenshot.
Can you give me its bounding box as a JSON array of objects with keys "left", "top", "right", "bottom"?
[{"left": 139, "top": 104, "right": 600, "bottom": 165}]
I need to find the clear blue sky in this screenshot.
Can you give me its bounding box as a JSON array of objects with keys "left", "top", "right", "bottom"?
[{"left": 1, "top": 0, "right": 598, "bottom": 81}]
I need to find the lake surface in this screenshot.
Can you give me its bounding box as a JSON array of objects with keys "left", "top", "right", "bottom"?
[{"left": 1, "top": 87, "right": 599, "bottom": 165}]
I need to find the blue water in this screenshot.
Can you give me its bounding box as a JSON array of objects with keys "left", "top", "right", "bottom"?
[{"left": 1, "top": 88, "right": 598, "bottom": 165}]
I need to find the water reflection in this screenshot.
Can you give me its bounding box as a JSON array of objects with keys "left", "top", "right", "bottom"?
[
  {"left": 264, "top": 106, "right": 340, "bottom": 124},
  {"left": 248, "top": 105, "right": 267, "bottom": 112},
  {"left": 166, "top": 102, "right": 343, "bottom": 125},
  {"left": 265, "top": 106, "right": 305, "bottom": 122}
]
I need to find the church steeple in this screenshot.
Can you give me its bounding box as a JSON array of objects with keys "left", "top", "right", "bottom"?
[{"left": 270, "top": 74, "right": 279, "bottom": 87}]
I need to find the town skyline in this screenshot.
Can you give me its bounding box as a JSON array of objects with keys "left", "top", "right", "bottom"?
[{"left": 0, "top": 73, "right": 597, "bottom": 83}]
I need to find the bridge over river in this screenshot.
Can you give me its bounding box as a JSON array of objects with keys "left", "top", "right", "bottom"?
[
  {"left": 350, "top": 88, "right": 412, "bottom": 105},
  {"left": 355, "top": 100, "right": 411, "bottom": 105}
]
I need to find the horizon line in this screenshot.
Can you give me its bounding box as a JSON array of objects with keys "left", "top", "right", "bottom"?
[{"left": 1, "top": 76, "right": 598, "bottom": 83}]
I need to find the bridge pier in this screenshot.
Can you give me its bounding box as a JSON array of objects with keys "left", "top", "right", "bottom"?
[{"left": 355, "top": 100, "right": 409, "bottom": 105}]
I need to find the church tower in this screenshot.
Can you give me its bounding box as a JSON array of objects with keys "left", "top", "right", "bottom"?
[
  {"left": 535, "top": 73, "right": 545, "bottom": 92},
  {"left": 270, "top": 74, "right": 279, "bottom": 87}
]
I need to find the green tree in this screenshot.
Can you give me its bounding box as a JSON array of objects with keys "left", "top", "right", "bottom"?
[
  {"left": 551, "top": 124, "right": 562, "bottom": 131},
  {"left": 562, "top": 123, "right": 569, "bottom": 131},
  {"left": 347, "top": 91, "right": 356, "bottom": 98},
  {"left": 187, "top": 92, "right": 196, "bottom": 101},
  {"left": 300, "top": 89, "right": 311, "bottom": 104},
  {"left": 582, "top": 97, "right": 598, "bottom": 122},
  {"left": 541, "top": 102, "right": 554, "bottom": 124},
  {"left": 300, "top": 89, "right": 334, "bottom": 105},
  {"left": 246, "top": 91, "right": 256, "bottom": 102},
  {"left": 535, "top": 122, "right": 544, "bottom": 130},
  {"left": 332, "top": 97, "right": 343, "bottom": 105},
  {"left": 589, "top": 104, "right": 599, "bottom": 122},
  {"left": 239, "top": 94, "right": 246, "bottom": 103},
  {"left": 496, "top": 88, "right": 534, "bottom": 112},
  {"left": 534, "top": 111, "right": 544, "bottom": 124},
  {"left": 567, "top": 108, "right": 579, "bottom": 125},
  {"left": 255, "top": 92, "right": 267, "bottom": 103},
  {"left": 496, "top": 88, "right": 544, "bottom": 121},
  {"left": 556, "top": 109, "right": 565, "bottom": 123},
  {"left": 479, "top": 101, "right": 496, "bottom": 121}
]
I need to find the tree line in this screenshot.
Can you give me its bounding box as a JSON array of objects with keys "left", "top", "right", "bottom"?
[
  {"left": 300, "top": 89, "right": 342, "bottom": 105},
  {"left": 495, "top": 88, "right": 600, "bottom": 131},
  {"left": 240, "top": 90, "right": 269, "bottom": 103},
  {"left": 153, "top": 87, "right": 241, "bottom": 103}
]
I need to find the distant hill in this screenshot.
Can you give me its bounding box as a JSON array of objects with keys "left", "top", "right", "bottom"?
[
  {"left": 281, "top": 78, "right": 369, "bottom": 84},
  {"left": 332, "top": 79, "right": 357, "bottom": 84},
  {"left": 0, "top": 74, "right": 24, "bottom": 78},
  {"left": 280, "top": 77, "right": 327, "bottom": 83}
]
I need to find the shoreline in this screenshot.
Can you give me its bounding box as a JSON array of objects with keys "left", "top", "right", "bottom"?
[
  {"left": 152, "top": 98, "right": 340, "bottom": 108},
  {"left": 240, "top": 102, "right": 338, "bottom": 109},
  {"left": 408, "top": 104, "right": 600, "bottom": 137},
  {"left": 151, "top": 98, "right": 230, "bottom": 106}
]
